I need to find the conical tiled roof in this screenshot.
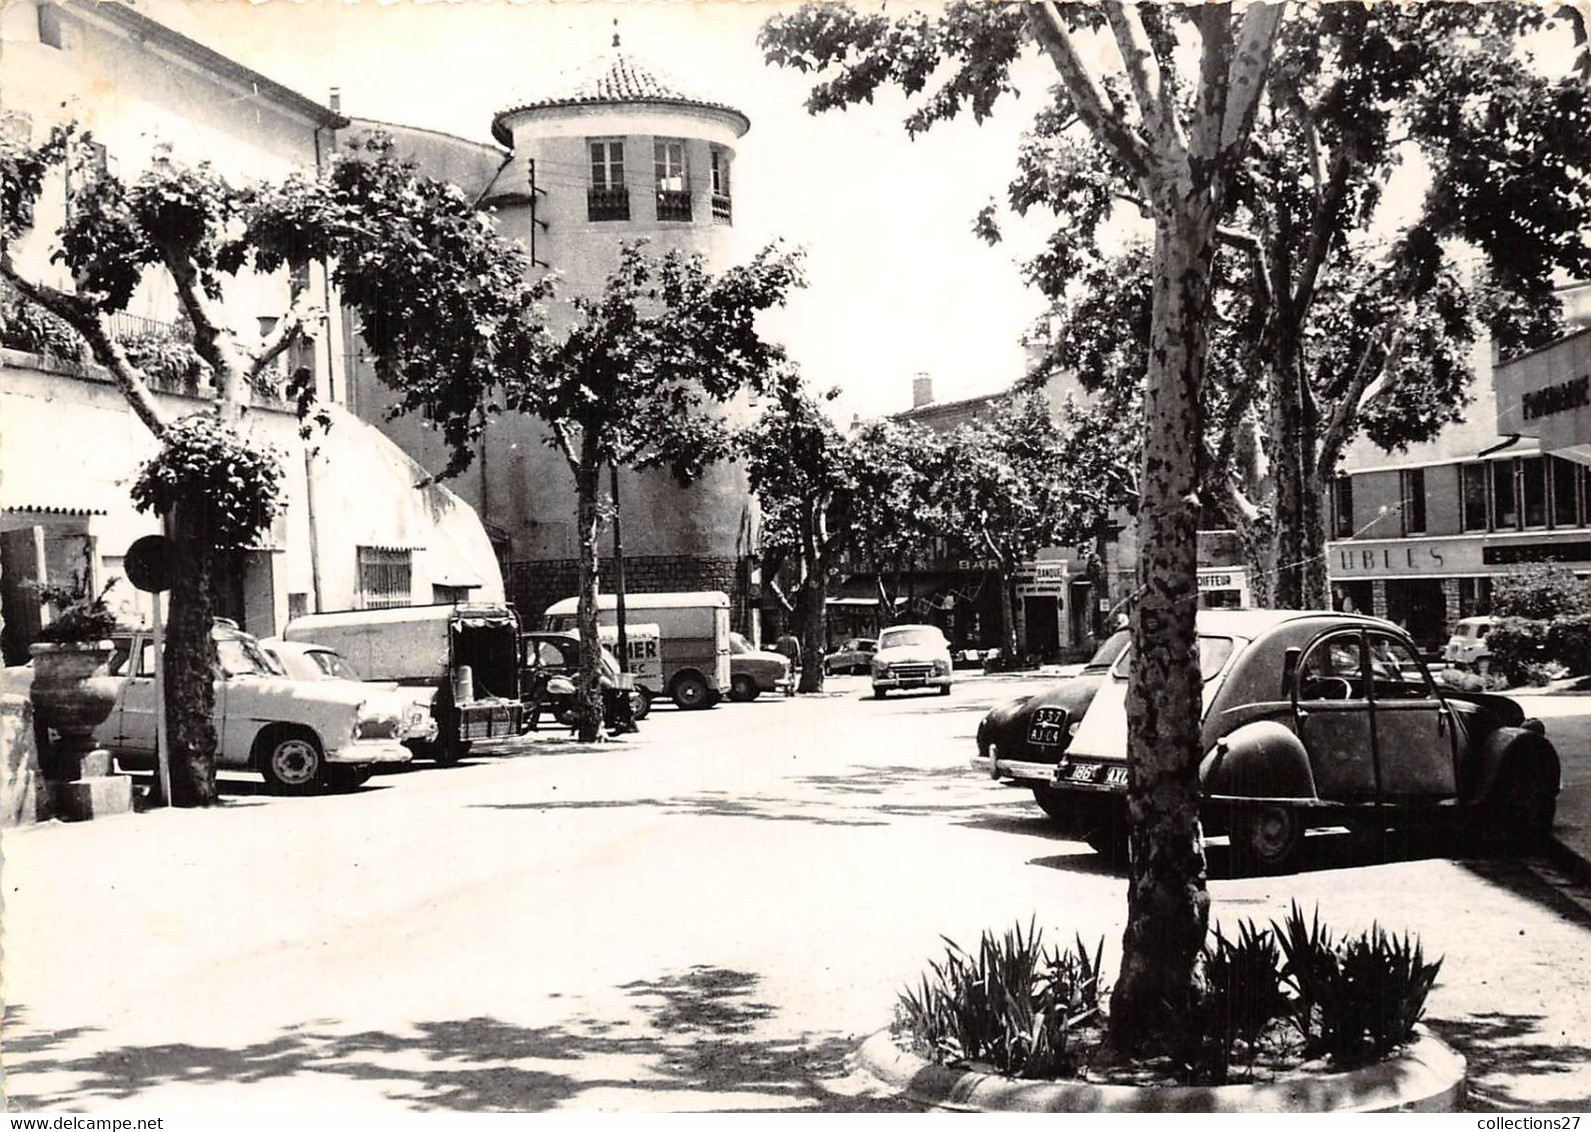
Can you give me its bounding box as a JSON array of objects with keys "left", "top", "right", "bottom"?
[{"left": 492, "top": 51, "right": 749, "bottom": 145}]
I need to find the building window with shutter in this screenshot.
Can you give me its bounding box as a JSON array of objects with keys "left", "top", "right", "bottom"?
[
  {"left": 654, "top": 138, "right": 691, "bottom": 221},
  {"left": 356, "top": 547, "right": 412, "bottom": 609},
  {"left": 587, "top": 138, "right": 628, "bottom": 221},
  {"left": 710, "top": 146, "right": 731, "bottom": 223}
]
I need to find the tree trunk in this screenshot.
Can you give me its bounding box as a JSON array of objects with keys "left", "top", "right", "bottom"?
[
  {"left": 1266, "top": 332, "right": 1308, "bottom": 610},
  {"left": 1235, "top": 506, "right": 1276, "bottom": 610},
  {"left": 162, "top": 514, "right": 219, "bottom": 807},
  {"left": 1109, "top": 205, "right": 1214, "bottom": 1055},
  {"left": 574, "top": 459, "right": 604, "bottom": 743},
  {"left": 997, "top": 566, "right": 1019, "bottom": 666},
  {"left": 795, "top": 577, "right": 827, "bottom": 693}
]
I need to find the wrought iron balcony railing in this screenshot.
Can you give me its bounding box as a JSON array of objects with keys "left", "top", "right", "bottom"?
[
  {"left": 711, "top": 193, "right": 732, "bottom": 223},
  {"left": 587, "top": 187, "right": 630, "bottom": 222},
  {"left": 656, "top": 189, "right": 692, "bottom": 222}
]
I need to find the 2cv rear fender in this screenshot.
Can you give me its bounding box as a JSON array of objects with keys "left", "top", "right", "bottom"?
[
  {"left": 1199, "top": 720, "right": 1318, "bottom": 800},
  {"left": 1468, "top": 724, "right": 1560, "bottom": 805}
]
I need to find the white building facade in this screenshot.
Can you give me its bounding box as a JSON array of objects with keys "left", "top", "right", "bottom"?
[{"left": 0, "top": 0, "right": 504, "bottom": 663}]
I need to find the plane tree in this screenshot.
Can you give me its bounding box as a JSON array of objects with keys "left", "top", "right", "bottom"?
[
  {"left": 761, "top": 0, "right": 1284, "bottom": 1052},
  {"left": 509, "top": 241, "right": 803, "bottom": 739},
  {"left": 0, "top": 129, "right": 545, "bottom": 804},
  {"left": 1008, "top": 3, "right": 1591, "bottom": 608}
]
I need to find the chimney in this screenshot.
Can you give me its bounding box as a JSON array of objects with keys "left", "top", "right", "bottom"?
[
  {"left": 329, "top": 87, "right": 342, "bottom": 115},
  {"left": 911, "top": 372, "right": 933, "bottom": 408}
]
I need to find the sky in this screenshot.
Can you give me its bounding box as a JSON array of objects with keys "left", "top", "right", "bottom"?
[{"left": 143, "top": 0, "right": 1066, "bottom": 423}]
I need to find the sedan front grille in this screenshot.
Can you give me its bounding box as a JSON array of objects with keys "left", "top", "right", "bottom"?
[{"left": 889, "top": 663, "right": 934, "bottom": 680}]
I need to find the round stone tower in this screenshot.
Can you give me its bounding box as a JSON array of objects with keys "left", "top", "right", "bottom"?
[{"left": 478, "top": 47, "right": 761, "bottom": 628}]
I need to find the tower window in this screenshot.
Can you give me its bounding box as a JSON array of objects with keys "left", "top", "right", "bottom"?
[
  {"left": 587, "top": 138, "right": 628, "bottom": 221},
  {"left": 710, "top": 146, "right": 731, "bottom": 223},
  {"left": 654, "top": 138, "right": 691, "bottom": 221}
]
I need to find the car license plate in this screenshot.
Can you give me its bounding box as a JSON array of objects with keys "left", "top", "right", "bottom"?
[
  {"left": 1028, "top": 708, "right": 1067, "bottom": 746},
  {"left": 1063, "top": 761, "right": 1128, "bottom": 787},
  {"left": 901, "top": 678, "right": 924, "bottom": 687},
  {"left": 1029, "top": 723, "right": 1065, "bottom": 746}
]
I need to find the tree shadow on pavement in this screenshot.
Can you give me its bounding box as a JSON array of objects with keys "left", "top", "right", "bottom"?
[
  {"left": 1427, "top": 1013, "right": 1591, "bottom": 1111},
  {"left": 1457, "top": 856, "right": 1591, "bottom": 932},
  {"left": 3, "top": 969, "right": 923, "bottom": 1113}
]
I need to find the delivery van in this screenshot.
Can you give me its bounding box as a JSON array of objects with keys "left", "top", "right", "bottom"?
[
  {"left": 542, "top": 592, "right": 730, "bottom": 709},
  {"left": 595, "top": 622, "right": 663, "bottom": 697},
  {"left": 283, "top": 603, "right": 523, "bottom": 761}
]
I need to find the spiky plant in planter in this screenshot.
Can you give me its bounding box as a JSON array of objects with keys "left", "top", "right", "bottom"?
[{"left": 893, "top": 906, "right": 1443, "bottom": 1091}]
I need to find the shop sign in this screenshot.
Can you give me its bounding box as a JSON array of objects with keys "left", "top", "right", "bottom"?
[
  {"left": 1016, "top": 560, "right": 1068, "bottom": 597},
  {"left": 1328, "top": 539, "right": 1481, "bottom": 576},
  {"left": 1495, "top": 331, "right": 1591, "bottom": 450},
  {"left": 1197, "top": 568, "right": 1244, "bottom": 591}
]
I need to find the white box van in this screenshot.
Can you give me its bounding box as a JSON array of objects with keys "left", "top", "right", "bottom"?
[
  {"left": 283, "top": 603, "right": 523, "bottom": 760},
  {"left": 543, "top": 592, "right": 730, "bottom": 709}
]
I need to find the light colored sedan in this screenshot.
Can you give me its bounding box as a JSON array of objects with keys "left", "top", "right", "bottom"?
[
  {"left": 870, "top": 624, "right": 953, "bottom": 697},
  {"left": 103, "top": 623, "right": 419, "bottom": 793},
  {"left": 259, "top": 638, "right": 440, "bottom": 752}
]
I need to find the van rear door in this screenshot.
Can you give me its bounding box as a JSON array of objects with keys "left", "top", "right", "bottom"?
[{"left": 714, "top": 605, "right": 731, "bottom": 691}]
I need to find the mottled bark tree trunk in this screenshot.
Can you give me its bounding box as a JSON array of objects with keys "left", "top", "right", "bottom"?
[
  {"left": 1266, "top": 327, "right": 1309, "bottom": 609},
  {"left": 1110, "top": 204, "right": 1216, "bottom": 1055},
  {"left": 795, "top": 578, "right": 827, "bottom": 693},
  {"left": 574, "top": 455, "right": 604, "bottom": 743},
  {"left": 997, "top": 565, "right": 1019, "bottom": 666},
  {"left": 162, "top": 509, "right": 218, "bottom": 807}
]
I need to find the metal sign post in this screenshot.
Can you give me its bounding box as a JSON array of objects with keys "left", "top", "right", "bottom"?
[
  {"left": 125, "top": 531, "right": 173, "bottom": 807},
  {"left": 151, "top": 590, "right": 172, "bottom": 808}
]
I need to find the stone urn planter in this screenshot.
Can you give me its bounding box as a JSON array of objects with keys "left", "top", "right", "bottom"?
[
  {"left": 29, "top": 640, "right": 118, "bottom": 781},
  {"left": 858, "top": 1027, "right": 1466, "bottom": 1113}
]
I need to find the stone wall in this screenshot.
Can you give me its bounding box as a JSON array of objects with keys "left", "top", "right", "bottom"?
[
  {"left": 509, "top": 555, "right": 749, "bottom": 631},
  {"left": 1, "top": 692, "right": 47, "bottom": 826}
]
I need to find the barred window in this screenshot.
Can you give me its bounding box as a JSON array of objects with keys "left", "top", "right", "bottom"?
[{"left": 356, "top": 547, "right": 412, "bottom": 609}]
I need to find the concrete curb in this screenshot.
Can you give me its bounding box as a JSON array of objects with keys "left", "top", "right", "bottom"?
[{"left": 857, "top": 1027, "right": 1466, "bottom": 1113}]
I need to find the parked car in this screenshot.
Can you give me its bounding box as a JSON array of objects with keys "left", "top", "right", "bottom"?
[
  {"left": 102, "top": 621, "right": 419, "bottom": 793},
  {"left": 822, "top": 638, "right": 876, "bottom": 676},
  {"left": 728, "top": 632, "right": 793, "bottom": 700},
  {"left": 1444, "top": 615, "right": 1496, "bottom": 670},
  {"left": 870, "top": 624, "right": 953, "bottom": 697},
  {"left": 257, "top": 638, "right": 440, "bottom": 752},
  {"left": 520, "top": 631, "right": 645, "bottom": 729},
  {"left": 1027, "top": 609, "right": 1558, "bottom": 873},
  {"left": 972, "top": 629, "right": 1131, "bottom": 818}
]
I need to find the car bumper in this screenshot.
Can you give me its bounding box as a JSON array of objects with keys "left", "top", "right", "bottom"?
[
  {"left": 327, "top": 739, "right": 413, "bottom": 766},
  {"left": 970, "top": 753, "right": 1056, "bottom": 784},
  {"left": 873, "top": 675, "right": 953, "bottom": 692}
]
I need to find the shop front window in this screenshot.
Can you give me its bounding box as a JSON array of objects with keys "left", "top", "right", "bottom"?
[
  {"left": 1521, "top": 456, "right": 1548, "bottom": 528},
  {"left": 1461, "top": 463, "right": 1488, "bottom": 531},
  {"left": 1553, "top": 456, "right": 1582, "bottom": 527},
  {"left": 1492, "top": 460, "right": 1518, "bottom": 529}
]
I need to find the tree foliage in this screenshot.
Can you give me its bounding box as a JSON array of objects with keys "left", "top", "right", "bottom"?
[{"left": 515, "top": 240, "right": 804, "bottom": 738}]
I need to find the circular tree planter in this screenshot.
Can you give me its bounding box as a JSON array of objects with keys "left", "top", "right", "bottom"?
[
  {"left": 29, "top": 640, "right": 118, "bottom": 780},
  {"left": 858, "top": 1028, "right": 1465, "bottom": 1113}
]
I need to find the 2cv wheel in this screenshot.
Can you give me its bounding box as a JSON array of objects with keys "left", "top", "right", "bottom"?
[{"left": 1230, "top": 803, "right": 1305, "bottom": 875}]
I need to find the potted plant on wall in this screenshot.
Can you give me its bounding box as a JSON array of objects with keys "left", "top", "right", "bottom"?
[{"left": 28, "top": 567, "right": 122, "bottom": 781}]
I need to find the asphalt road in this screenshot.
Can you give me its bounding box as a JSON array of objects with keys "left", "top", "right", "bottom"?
[{"left": 6, "top": 673, "right": 1591, "bottom": 1112}]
